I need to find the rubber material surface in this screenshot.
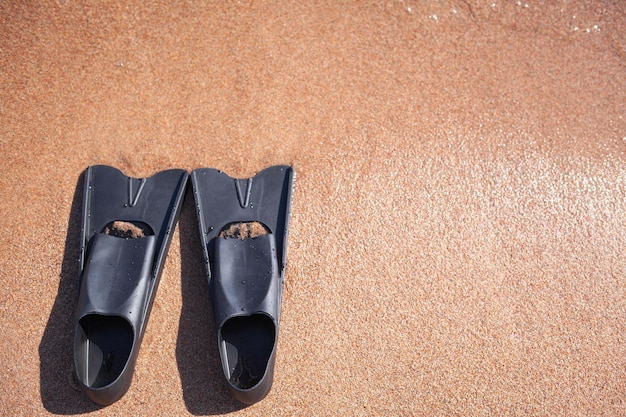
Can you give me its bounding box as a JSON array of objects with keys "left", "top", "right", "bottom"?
[
  {"left": 74, "top": 165, "right": 188, "bottom": 405},
  {"left": 191, "top": 165, "right": 294, "bottom": 404}
]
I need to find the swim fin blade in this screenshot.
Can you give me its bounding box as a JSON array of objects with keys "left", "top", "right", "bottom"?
[
  {"left": 191, "top": 165, "right": 295, "bottom": 404},
  {"left": 73, "top": 165, "right": 188, "bottom": 405}
]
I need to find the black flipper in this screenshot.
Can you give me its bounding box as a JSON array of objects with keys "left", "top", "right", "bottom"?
[
  {"left": 191, "top": 166, "right": 294, "bottom": 404},
  {"left": 74, "top": 165, "right": 188, "bottom": 405}
]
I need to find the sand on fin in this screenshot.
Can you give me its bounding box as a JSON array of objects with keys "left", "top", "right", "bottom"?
[
  {"left": 104, "top": 221, "right": 146, "bottom": 239},
  {"left": 219, "top": 222, "right": 269, "bottom": 239}
]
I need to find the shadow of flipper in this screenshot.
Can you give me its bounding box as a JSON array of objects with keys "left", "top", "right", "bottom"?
[
  {"left": 39, "top": 172, "right": 101, "bottom": 414},
  {"left": 176, "top": 190, "right": 246, "bottom": 415}
]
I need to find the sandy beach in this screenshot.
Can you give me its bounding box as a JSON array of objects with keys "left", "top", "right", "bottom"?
[{"left": 1, "top": 1, "right": 625, "bottom": 415}]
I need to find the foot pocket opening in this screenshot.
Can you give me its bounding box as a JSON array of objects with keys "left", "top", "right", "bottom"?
[
  {"left": 75, "top": 314, "right": 134, "bottom": 388},
  {"left": 221, "top": 314, "right": 275, "bottom": 389}
]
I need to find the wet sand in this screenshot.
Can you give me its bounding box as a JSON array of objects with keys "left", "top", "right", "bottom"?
[{"left": 1, "top": 1, "right": 625, "bottom": 415}]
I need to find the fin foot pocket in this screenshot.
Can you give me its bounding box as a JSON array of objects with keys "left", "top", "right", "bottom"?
[
  {"left": 222, "top": 315, "right": 276, "bottom": 390},
  {"left": 75, "top": 314, "right": 133, "bottom": 388}
]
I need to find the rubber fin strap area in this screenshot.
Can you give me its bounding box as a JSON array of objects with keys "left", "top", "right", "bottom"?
[
  {"left": 74, "top": 165, "right": 188, "bottom": 405},
  {"left": 191, "top": 166, "right": 294, "bottom": 404}
]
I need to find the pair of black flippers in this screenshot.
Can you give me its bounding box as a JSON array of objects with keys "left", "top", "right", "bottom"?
[{"left": 74, "top": 165, "right": 294, "bottom": 406}]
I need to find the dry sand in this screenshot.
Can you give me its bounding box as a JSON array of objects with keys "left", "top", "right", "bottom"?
[{"left": 1, "top": 1, "right": 625, "bottom": 415}]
